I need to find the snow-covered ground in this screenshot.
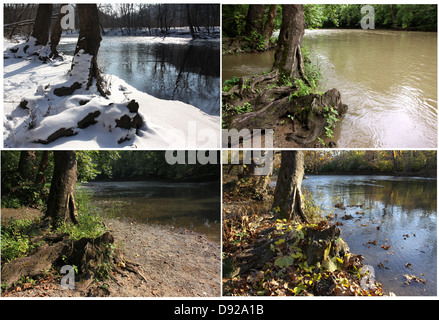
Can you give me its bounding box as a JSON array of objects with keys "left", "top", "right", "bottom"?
[{"left": 3, "top": 38, "right": 220, "bottom": 149}]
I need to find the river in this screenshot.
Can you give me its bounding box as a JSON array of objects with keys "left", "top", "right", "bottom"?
[
  {"left": 301, "top": 175, "right": 437, "bottom": 296},
  {"left": 222, "top": 29, "right": 437, "bottom": 148},
  {"left": 59, "top": 36, "right": 220, "bottom": 116},
  {"left": 79, "top": 180, "right": 221, "bottom": 244}
]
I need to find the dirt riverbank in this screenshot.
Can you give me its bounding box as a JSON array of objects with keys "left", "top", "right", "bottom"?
[{"left": 1, "top": 208, "right": 221, "bottom": 297}]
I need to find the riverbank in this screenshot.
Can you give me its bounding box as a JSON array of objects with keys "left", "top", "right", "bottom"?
[
  {"left": 222, "top": 178, "right": 389, "bottom": 296},
  {"left": 222, "top": 197, "right": 389, "bottom": 296},
  {"left": 58, "top": 26, "right": 220, "bottom": 39},
  {"left": 3, "top": 38, "right": 219, "bottom": 149},
  {"left": 305, "top": 171, "right": 437, "bottom": 179},
  {"left": 1, "top": 208, "right": 221, "bottom": 297}
]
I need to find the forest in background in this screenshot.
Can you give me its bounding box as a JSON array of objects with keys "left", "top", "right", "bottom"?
[
  {"left": 305, "top": 150, "right": 437, "bottom": 176},
  {"left": 223, "top": 4, "right": 437, "bottom": 38},
  {"left": 4, "top": 3, "right": 220, "bottom": 38},
  {"left": 1, "top": 151, "right": 220, "bottom": 209}
]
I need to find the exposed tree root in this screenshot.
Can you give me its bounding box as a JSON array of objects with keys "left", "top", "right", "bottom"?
[
  {"left": 222, "top": 72, "right": 348, "bottom": 147},
  {"left": 1, "top": 228, "right": 146, "bottom": 293}
]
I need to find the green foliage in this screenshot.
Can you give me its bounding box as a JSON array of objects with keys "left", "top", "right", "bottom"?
[
  {"left": 110, "top": 151, "right": 219, "bottom": 182},
  {"left": 1, "top": 196, "right": 22, "bottom": 209},
  {"left": 1, "top": 218, "right": 40, "bottom": 263},
  {"left": 290, "top": 79, "right": 312, "bottom": 99},
  {"left": 235, "top": 102, "right": 253, "bottom": 114},
  {"left": 77, "top": 151, "right": 120, "bottom": 182},
  {"left": 1, "top": 151, "right": 121, "bottom": 209},
  {"left": 301, "top": 45, "right": 322, "bottom": 84},
  {"left": 394, "top": 5, "right": 437, "bottom": 30},
  {"left": 222, "top": 5, "right": 249, "bottom": 37},
  {"left": 279, "top": 73, "right": 294, "bottom": 87},
  {"left": 322, "top": 105, "right": 339, "bottom": 138},
  {"left": 337, "top": 4, "right": 437, "bottom": 31},
  {"left": 304, "top": 4, "right": 341, "bottom": 29},
  {"left": 222, "top": 77, "right": 240, "bottom": 92},
  {"left": 242, "top": 30, "right": 266, "bottom": 51},
  {"left": 94, "top": 243, "right": 117, "bottom": 280},
  {"left": 55, "top": 188, "right": 106, "bottom": 241}
]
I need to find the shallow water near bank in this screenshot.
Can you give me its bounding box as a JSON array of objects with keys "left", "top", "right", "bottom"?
[
  {"left": 222, "top": 29, "right": 437, "bottom": 148},
  {"left": 79, "top": 180, "right": 221, "bottom": 244},
  {"left": 59, "top": 36, "right": 220, "bottom": 115},
  {"left": 301, "top": 175, "right": 437, "bottom": 296}
]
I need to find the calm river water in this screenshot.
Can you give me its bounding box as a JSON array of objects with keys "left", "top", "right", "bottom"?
[
  {"left": 301, "top": 175, "right": 437, "bottom": 296},
  {"left": 80, "top": 181, "right": 221, "bottom": 244},
  {"left": 59, "top": 36, "right": 220, "bottom": 115},
  {"left": 222, "top": 29, "right": 437, "bottom": 148}
]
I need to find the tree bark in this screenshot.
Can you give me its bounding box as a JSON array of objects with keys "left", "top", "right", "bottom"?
[
  {"left": 186, "top": 4, "right": 196, "bottom": 38},
  {"left": 34, "top": 151, "right": 50, "bottom": 188},
  {"left": 229, "top": 88, "right": 347, "bottom": 146},
  {"left": 244, "top": 5, "right": 265, "bottom": 37},
  {"left": 50, "top": 4, "right": 67, "bottom": 58},
  {"left": 272, "top": 151, "right": 308, "bottom": 222},
  {"left": 46, "top": 151, "right": 78, "bottom": 227},
  {"left": 262, "top": 5, "right": 277, "bottom": 48},
  {"left": 272, "top": 5, "right": 307, "bottom": 81},
  {"left": 31, "top": 4, "right": 53, "bottom": 46},
  {"left": 71, "top": 4, "right": 107, "bottom": 96},
  {"left": 17, "top": 151, "right": 37, "bottom": 181}
]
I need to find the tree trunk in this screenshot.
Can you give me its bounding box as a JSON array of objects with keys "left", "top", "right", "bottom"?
[
  {"left": 31, "top": 4, "right": 53, "bottom": 46},
  {"left": 50, "top": 4, "right": 67, "bottom": 58},
  {"left": 272, "top": 151, "right": 308, "bottom": 222},
  {"left": 186, "top": 4, "right": 196, "bottom": 38},
  {"left": 71, "top": 4, "right": 107, "bottom": 96},
  {"left": 272, "top": 5, "right": 307, "bottom": 81},
  {"left": 34, "top": 151, "right": 50, "bottom": 188},
  {"left": 262, "top": 5, "right": 277, "bottom": 48},
  {"left": 17, "top": 151, "right": 37, "bottom": 181},
  {"left": 244, "top": 5, "right": 265, "bottom": 37},
  {"left": 46, "top": 151, "right": 78, "bottom": 227}
]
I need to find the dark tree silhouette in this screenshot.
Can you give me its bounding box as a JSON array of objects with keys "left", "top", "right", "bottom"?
[
  {"left": 31, "top": 4, "right": 53, "bottom": 46},
  {"left": 70, "top": 4, "right": 107, "bottom": 96},
  {"left": 45, "top": 151, "right": 78, "bottom": 227},
  {"left": 272, "top": 151, "right": 308, "bottom": 222},
  {"left": 272, "top": 4, "right": 308, "bottom": 81}
]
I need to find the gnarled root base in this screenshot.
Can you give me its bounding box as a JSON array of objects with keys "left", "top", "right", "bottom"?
[
  {"left": 1, "top": 229, "right": 146, "bottom": 295},
  {"left": 222, "top": 71, "right": 348, "bottom": 147}
]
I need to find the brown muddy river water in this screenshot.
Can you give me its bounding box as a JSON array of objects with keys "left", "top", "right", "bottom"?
[{"left": 222, "top": 29, "right": 437, "bottom": 148}]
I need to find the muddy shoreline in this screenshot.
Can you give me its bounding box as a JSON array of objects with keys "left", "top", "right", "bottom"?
[{"left": 1, "top": 209, "right": 221, "bottom": 297}]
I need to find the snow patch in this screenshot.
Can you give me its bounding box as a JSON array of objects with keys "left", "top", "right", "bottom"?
[{"left": 3, "top": 39, "right": 220, "bottom": 149}]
